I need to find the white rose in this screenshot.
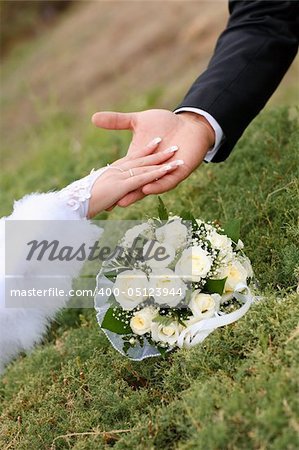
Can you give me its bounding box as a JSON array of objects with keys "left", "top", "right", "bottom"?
[
  {"left": 208, "top": 230, "right": 233, "bottom": 262},
  {"left": 208, "top": 230, "right": 231, "bottom": 249},
  {"left": 175, "top": 246, "right": 213, "bottom": 282},
  {"left": 114, "top": 269, "right": 148, "bottom": 310},
  {"left": 122, "top": 223, "right": 152, "bottom": 247},
  {"left": 189, "top": 292, "right": 221, "bottom": 319},
  {"left": 130, "top": 306, "right": 157, "bottom": 335},
  {"left": 151, "top": 321, "right": 182, "bottom": 346},
  {"left": 143, "top": 240, "right": 175, "bottom": 269},
  {"left": 239, "top": 255, "right": 254, "bottom": 279},
  {"left": 213, "top": 264, "right": 229, "bottom": 280},
  {"left": 148, "top": 268, "right": 186, "bottom": 307},
  {"left": 224, "top": 259, "right": 248, "bottom": 292},
  {"left": 155, "top": 219, "right": 188, "bottom": 249}
]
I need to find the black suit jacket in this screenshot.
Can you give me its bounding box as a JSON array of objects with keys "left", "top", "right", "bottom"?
[{"left": 177, "top": 0, "right": 299, "bottom": 162}]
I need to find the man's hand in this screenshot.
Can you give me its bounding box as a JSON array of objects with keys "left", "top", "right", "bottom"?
[{"left": 92, "top": 109, "right": 215, "bottom": 206}]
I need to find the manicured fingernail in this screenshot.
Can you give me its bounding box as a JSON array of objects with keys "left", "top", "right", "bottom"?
[
  {"left": 160, "top": 160, "right": 184, "bottom": 172},
  {"left": 163, "top": 145, "right": 179, "bottom": 154},
  {"left": 147, "top": 137, "right": 162, "bottom": 147},
  {"left": 173, "top": 159, "right": 184, "bottom": 166},
  {"left": 160, "top": 164, "right": 172, "bottom": 171}
]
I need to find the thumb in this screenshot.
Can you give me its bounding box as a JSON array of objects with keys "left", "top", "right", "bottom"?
[{"left": 92, "top": 111, "right": 135, "bottom": 130}]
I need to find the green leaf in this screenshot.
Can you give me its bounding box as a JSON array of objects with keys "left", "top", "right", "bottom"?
[
  {"left": 177, "top": 316, "right": 187, "bottom": 328},
  {"left": 102, "top": 270, "right": 118, "bottom": 280},
  {"left": 123, "top": 341, "right": 131, "bottom": 355},
  {"left": 181, "top": 210, "right": 195, "bottom": 222},
  {"left": 222, "top": 219, "right": 241, "bottom": 243},
  {"left": 158, "top": 196, "right": 168, "bottom": 221},
  {"left": 101, "top": 308, "right": 132, "bottom": 335},
  {"left": 181, "top": 210, "right": 199, "bottom": 230},
  {"left": 157, "top": 346, "right": 168, "bottom": 356},
  {"left": 204, "top": 277, "right": 227, "bottom": 295},
  {"left": 152, "top": 314, "right": 174, "bottom": 326}
]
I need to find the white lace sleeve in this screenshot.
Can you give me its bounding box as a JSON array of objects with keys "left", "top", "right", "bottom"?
[
  {"left": 0, "top": 167, "right": 109, "bottom": 373},
  {"left": 58, "top": 167, "right": 109, "bottom": 218}
]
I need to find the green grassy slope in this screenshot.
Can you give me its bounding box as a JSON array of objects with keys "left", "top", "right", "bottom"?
[{"left": 0, "top": 106, "right": 298, "bottom": 450}]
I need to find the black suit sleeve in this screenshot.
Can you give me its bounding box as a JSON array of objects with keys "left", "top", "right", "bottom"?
[{"left": 176, "top": 0, "right": 299, "bottom": 162}]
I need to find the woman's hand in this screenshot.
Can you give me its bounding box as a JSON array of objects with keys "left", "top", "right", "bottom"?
[{"left": 87, "top": 138, "right": 183, "bottom": 218}]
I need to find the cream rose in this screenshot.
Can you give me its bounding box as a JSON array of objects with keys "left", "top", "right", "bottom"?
[
  {"left": 114, "top": 269, "right": 148, "bottom": 310},
  {"left": 155, "top": 219, "right": 188, "bottom": 249},
  {"left": 148, "top": 268, "right": 186, "bottom": 307},
  {"left": 189, "top": 292, "right": 221, "bottom": 319},
  {"left": 175, "top": 246, "right": 213, "bottom": 282},
  {"left": 123, "top": 223, "right": 152, "bottom": 247},
  {"left": 143, "top": 240, "right": 175, "bottom": 269},
  {"left": 151, "top": 321, "right": 182, "bottom": 346},
  {"left": 224, "top": 259, "right": 248, "bottom": 292},
  {"left": 130, "top": 307, "right": 157, "bottom": 335}
]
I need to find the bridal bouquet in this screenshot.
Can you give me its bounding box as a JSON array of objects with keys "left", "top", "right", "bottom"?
[{"left": 94, "top": 199, "right": 254, "bottom": 360}]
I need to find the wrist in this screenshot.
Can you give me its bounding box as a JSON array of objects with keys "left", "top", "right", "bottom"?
[
  {"left": 88, "top": 177, "right": 104, "bottom": 219},
  {"left": 179, "top": 112, "right": 215, "bottom": 149}
]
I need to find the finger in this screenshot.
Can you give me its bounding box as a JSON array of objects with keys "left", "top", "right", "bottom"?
[
  {"left": 113, "top": 137, "right": 163, "bottom": 166},
  {"left": 125, "top": 161, "right": 183, "bottom": 191},
  {"left": 123, "top": 159, "right": 184, "bottom": 178},
  {"left": 105, "top": 204, "right": 116, "bottom": 211},
  {"left": 91, "top": 111, "right": 136, "bottom": 130},
  {"left": 118, "top": 145, "right": 179, "bottom": 171},
  {"left": 108, "top": 137, "right": 163, "bottom": 168},
  {"left": 117, "top": 190, "right": 145, "bottom": 207},
  {"left": 117, "top": 159, "right": 181, "bottom": 207},
  {"left": 131, "top": 136, "right": 163, "bottom": 158},
  {"left": 142, "top": 172, "right": 180, "bottom": 195}
]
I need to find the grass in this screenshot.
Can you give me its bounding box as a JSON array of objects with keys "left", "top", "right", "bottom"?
[{"left": 0, "top": 103, "right": 298, "bottom": 449}]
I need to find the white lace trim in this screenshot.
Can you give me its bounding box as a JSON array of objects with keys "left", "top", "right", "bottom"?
[{"left": 59, "top": 167, "right": 109, "bottom": 218}]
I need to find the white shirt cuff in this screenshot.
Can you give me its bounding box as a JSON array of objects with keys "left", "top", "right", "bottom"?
[{"left": 174, "top": 107, "right": 224, "bottom": 162}]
